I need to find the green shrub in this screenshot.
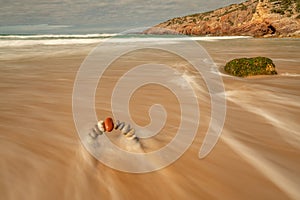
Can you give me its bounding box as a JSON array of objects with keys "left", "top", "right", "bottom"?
[
  {"left": 224, "top": 57, "right": 278, "bottom": 77},
  {"left": 297, "top": 0, "right": 300, "bottom": 12},
  {"left": 240, "top": 4, "right": 247, "bottom": 10},
  {"left": 271, "top": 8, "right": 285, "bottom": 15}
]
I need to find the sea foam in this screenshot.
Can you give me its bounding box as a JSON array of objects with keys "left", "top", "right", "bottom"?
[{"left": 0, "top": 34, "right": 251, "bottom": 47}]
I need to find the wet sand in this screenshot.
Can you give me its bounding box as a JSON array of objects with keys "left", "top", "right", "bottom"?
[{"left": 1, "top": 38, "right": 300, "bottom": 199}]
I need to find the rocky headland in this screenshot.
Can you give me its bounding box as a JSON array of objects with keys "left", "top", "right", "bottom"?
[{"left": 144, "top": 0, "right": 300, "bottom": 37}]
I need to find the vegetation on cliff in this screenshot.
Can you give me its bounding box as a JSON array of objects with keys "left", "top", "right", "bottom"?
[
  {"left": 224, "top": 57, "right": 278, "bottom": 77},
  {"left": 144, "top": 0, "right": 300, "bottom": 37}
]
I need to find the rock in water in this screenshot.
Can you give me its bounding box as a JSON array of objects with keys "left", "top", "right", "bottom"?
[{"left": 224, "top": 56, "right": 277, "bottom": 77}]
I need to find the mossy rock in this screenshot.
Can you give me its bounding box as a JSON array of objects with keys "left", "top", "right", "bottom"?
[{"left": 224, "top": 57, "right": 278, "bottom": 77}]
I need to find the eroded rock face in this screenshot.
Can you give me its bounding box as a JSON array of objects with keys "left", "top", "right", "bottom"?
[
  {"left": 224, "top": 56, "right": 278, "bottom": 77},
  {"left": 144, "top": 0, "right": 300, "bottom": 37}
]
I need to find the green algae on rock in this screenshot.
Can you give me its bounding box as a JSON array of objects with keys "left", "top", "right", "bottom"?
[{"left": 224, "top": 57, "right": 278, "bottom": 77}]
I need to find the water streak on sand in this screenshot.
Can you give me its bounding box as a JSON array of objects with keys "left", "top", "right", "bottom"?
[
  {"left": 0, "top": 37, "right": 299, "bottom": 199},
  {"left": 226, "top": 90, "right": 300, "bottom": 148},
  {"left": 223, "top": 134, "right": 300, "bottom": 200}
]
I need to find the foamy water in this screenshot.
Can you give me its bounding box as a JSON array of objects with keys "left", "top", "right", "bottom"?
[
  {"left": 0, "top": 34, "right": 251, "bottom": 47},
  {"left": 280, "top": 72, "right": 300, "bottom": 77}
]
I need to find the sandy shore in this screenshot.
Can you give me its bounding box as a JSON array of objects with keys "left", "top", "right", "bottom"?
[{"left": 0, "top": 39, "right": 299, "bottom": 200}]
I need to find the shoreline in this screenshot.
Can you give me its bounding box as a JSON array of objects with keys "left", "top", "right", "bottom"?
[
  {"left": 0, "top": 37, "right": 299, "bottom": 200},
  {"left": 1, "top": 34, "right": 300, "bottom": 48}
]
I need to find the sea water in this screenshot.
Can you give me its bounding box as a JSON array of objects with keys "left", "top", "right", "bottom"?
[{"left": 1, "top": 33, "right": 300, "bottom": 199}]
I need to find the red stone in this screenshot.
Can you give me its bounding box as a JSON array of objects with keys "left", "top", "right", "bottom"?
[{"left": 104, "top": 117, "right": 114, "bottom": 132}]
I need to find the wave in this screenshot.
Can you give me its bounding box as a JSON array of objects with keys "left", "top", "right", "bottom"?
[
  {"left": 0, "top": 33, "right": 118, "bottom": 40},
  {"left": 0, "top": 34, "right": 252, "bottom": 47},
  {"left": 0, "top": 38, "right": 104, "bottom": 47},
  {"left": 0, "top": 33, "right": 117, "bottom": 47}
]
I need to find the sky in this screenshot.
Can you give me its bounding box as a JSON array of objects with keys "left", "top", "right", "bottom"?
[{"left": 0, "top": 0, "right": 245, "bottom": 34}]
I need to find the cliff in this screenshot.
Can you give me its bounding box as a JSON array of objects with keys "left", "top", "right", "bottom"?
[{"left": 144, "top": 0, "right": 300, "bottom": 37}]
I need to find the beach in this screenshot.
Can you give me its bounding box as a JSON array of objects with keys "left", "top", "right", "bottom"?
[{"left": 0, "top": 37, "right": 299, "bottom": 199}]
